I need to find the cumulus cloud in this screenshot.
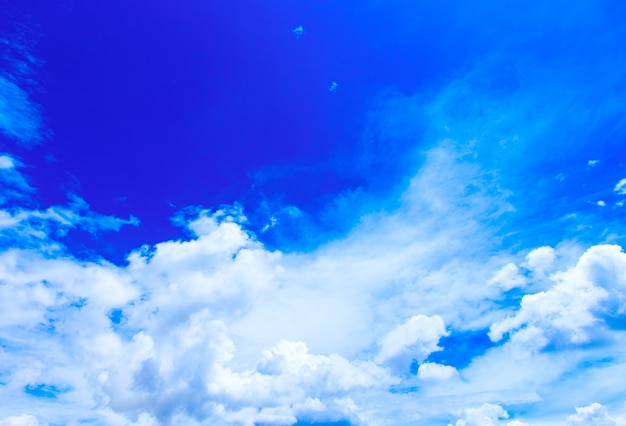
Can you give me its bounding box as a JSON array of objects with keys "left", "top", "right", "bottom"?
[
  {"left": 5, "top": 138, "right": 626, "bottom": 424},
  {"left": 375, "top": 315, "right": 448, "bottom": 371},
  {"left": 417, "top": 362, "right": 458, "bottom": 381},
  {"left": 448, "top": 403, "right": 528, "bottom": 426},
  {"left": 0, "top": 208, "right": 399, "bottom": 425},
  {"left": 567, "top": 402, "right": 626, "bottom": 425},
  {"left": 0, "top": 145, "right": 524, "bottom": 424},
  {"left": 207, "top": 339, "right": 393, "bottom": 424},
  {"left": 0, "top": 415, "right": 39, "bottom": 426},
  {"left": 488, "top": 263, "right": 526, "bottom": 291},
  {"left": 489, "top": 245, "right": 626, "bottom": 355},
  {"left": 523, "top": 246, "right": 556, "bottom": 275},
  {"left": 2, "top": 149, "right": 626, "bottom": 424}
]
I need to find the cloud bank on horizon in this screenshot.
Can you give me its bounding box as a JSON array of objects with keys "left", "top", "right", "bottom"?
[{"left": 2, "top": 0, "right": 626, "bottom": 425}]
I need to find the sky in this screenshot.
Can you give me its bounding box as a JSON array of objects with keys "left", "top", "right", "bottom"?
[{"left": 1, "top": 0, "right": 626, "bottom": 425}]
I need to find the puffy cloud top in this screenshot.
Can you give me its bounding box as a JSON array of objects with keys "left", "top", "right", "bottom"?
[{"left": 376, "top": 314, "right": 448, "bottom": 370}]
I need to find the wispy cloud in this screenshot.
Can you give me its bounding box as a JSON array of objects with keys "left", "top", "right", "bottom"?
[
  {"left": 0, "top": 24, "right": 47, "bottom": 147},
  {"left": 448, "top": 403, "right": 529, "bottom": 426},
  {"left": 0, "top": 163, "right": 138, "bottom": 252},
  {"left": 0, "top": 75, "right": 45, "bottom": 146},
  {"left": 0, "top": 154, "right": 34, "bottom": 205},
  {"left": 567, "top": 402, "right": 626, "bottom": 425}
]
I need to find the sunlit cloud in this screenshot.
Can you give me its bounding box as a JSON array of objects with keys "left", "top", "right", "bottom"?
[{"left": 2, "top": 0, "right": 626, "bottom": 425}]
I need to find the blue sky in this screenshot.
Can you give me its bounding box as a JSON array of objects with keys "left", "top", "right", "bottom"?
[{"left": 2, "top": 1, "right": 626, "bottom": 425}]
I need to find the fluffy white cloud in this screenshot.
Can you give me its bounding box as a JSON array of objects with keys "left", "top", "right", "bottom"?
[
  {"left": 0, "top": 209, "right": 400, "bottom": 425},
  {"left": 417, "top": 362, "right": 458, "bottom": 381},
  {"left": 567, "top": 402, "right": 626, "bottom": 425},
  {"left": 2, "top": 142, "right": 626, "bottom": 425},
  {"left": 489, "top": 246, "right": 558, "bottom": 292},
  {"left": 208, "top": 339, "right": 394, "bottom": 423},
  {"left": 449, "top": 403, "right": 529, "bottom": 426},
  {"left": 375, "top": 315, "right": 448, "bottom": 370},
  {"left": 489, "top": 245, "right": 626, "bottom": 355},
  {"left": 1, "top": 134, "right": 625, "bottom": 425},
  {"left": 523, "top": 246, "right": 556, "bottom": 275},
  {"left": 489, "top": 263, "right": 526, "bottom": 291}
]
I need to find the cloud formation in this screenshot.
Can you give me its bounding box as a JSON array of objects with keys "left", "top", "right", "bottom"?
[
  {"left": 375, "top": 315, "right": 448, "bottom": 371},
  {"left": 2, "top": 1, "right": 626, "bottom": 424},
  {"left": 567, "top": 402, "right": 626, "bottom": 425},
  {"left": 489, "top": 244, "right": 626, "bottom": 356},
  {"left": 448, "top": 403, "right": 528, "bottom": 426},
  {"left": 1, "top": 148, "right": 625, "bottom": 425}
]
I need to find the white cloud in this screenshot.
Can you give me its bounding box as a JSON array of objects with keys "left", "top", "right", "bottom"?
[
  {"left": 0, "top": 76, "right": 45, "bottom": 145},
  {"left": 3, "top": 138, "right": 609, "bottom": 425},
  {"left": 615, "top": 179, "right": 626, "bottom": 195},
  {"left": 489, "top": 245, "right": 626, "bottom": 355},
  {"left": 0, "top": 184, "right": 459, "bottom": 425},
  {"left": 449, "top": 403, "right": 529, "bottom": 426},
  {"left": 0, "top": 156, "right": 135, "bottom": 237},
  {"left": 0, "top": 155, "right": 15, "bottom": 169},
  {"left": 375, "top": 314, "right": 448, "bottom": 370},
  {"left": 0, "top": 208, "right": 402, "bottom": 424},
  {"left": 211, "top": 339, "right": 394, "bottom": 407},
  {"left": 233, "top": 144, "right": 516, "bottom": 359},
  {"left": 1, "top": 138, "right": 625, "bottom": 425},
  {"left": 523, "top": 246, "right": 556, "bottom": 275},
  {"left": 0, "top": 415, "right": 39, "bottom": 426},
  {"left": 88, "top": 315, "right": 393, "bottom": 424},
  {"left": 0, "top": 163, "right": 624, "bottom": 424},
  {"left": 567, "top": 402, "right": 626, "bottom": 425},
  {"left": 0, "top": 194, "right": 139, "bottom": 249},
  {"left": 0, "top": 137, "right": 621, "bottom": 425},
  {"left": 417, "top": 362, "right": 458, "bottom": 381}
]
